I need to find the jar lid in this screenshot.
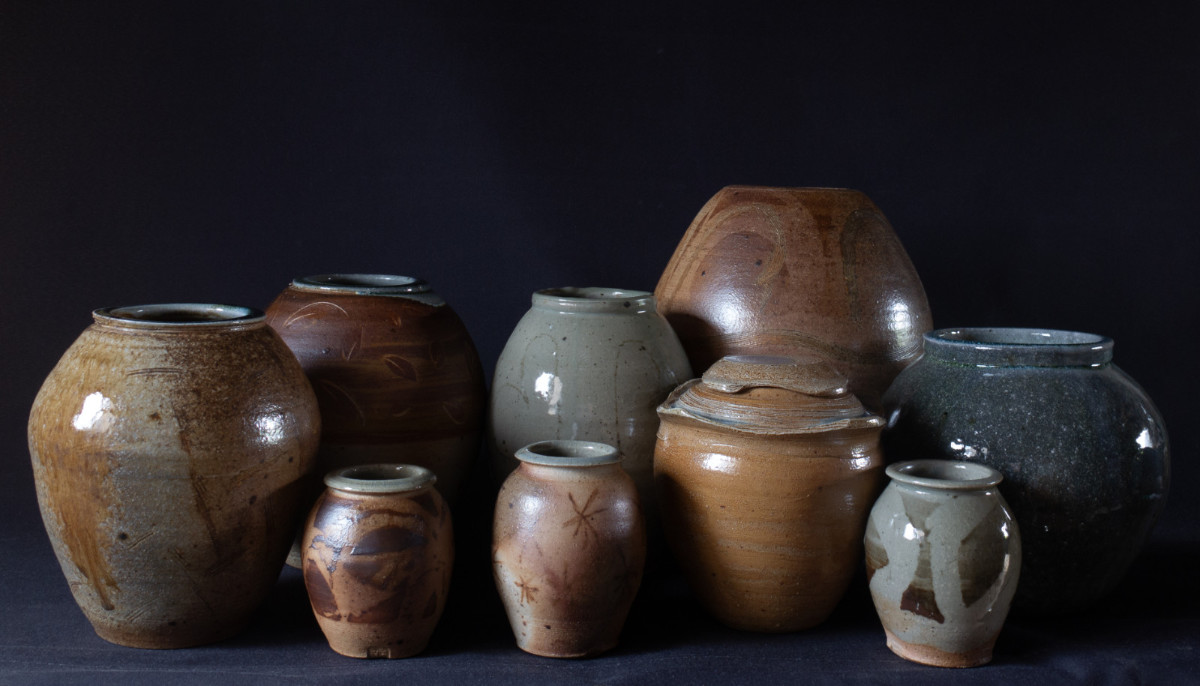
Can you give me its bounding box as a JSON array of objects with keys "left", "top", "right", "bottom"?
[{"left": 658, "top": 354, "right": 883, "bottom": 435}]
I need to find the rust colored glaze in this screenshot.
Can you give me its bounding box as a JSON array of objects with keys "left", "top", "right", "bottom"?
[
  {"left": 265, "top": 275, "right": 486, "bottom": 504},
  {"left": 27, "top": 304, "right": 320, "bottom": 649},
  {"left": 302, "top": 464, "right": 453, "bottom": 659},
  {"left": 654, "top": 355, "right": 885, "bottom": 632},
  {"left": 492, "top": 441, "right": 646, "bottom": 658},
  {"left": 654, "top": 186, "right": 932, "bottom": 410}
]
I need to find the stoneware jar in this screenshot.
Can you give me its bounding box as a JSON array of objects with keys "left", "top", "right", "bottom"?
[
  {"left": 881, "top": 327, "right": 1169, "bottom": 615},
  {"left": 301, "top": 464, "right": 453, "bottom": 659},
  {"left": 865, "top": 460, "right": 1021, "bottom": 668},
  {"left": 266, "top": 274, "right": 486, "bottom": 504},
  {"left": 488, "top": 287, "right": 692, "bottom": 514},
  {"left": 654, "top": 355, "right": 885, "bottom": 632},
  {"left": 27, "top": 304, "right": 320, "bottom": 648},
  {"left": 654, "top": 185, "right": 933, "bottom": 411},
  {"left": 492, "top": 440, "right": 646, "bottom": 658}
]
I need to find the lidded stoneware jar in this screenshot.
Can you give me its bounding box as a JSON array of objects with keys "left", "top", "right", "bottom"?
[
  {"left": 266, "top": 274, "right": 486, "bottom": 504},
  {"left": 882, "top": 327, "right": 1169, "bottom": 614},
  {"left": 654, "top": 355, "right": 885, "bottom": 632},
  {"left": 492, "top": 440, "right": 646, "bottom": 658},
  {"left": 302, "top": 464, "right": 453, "bottom": 659},
  {"left": 488, "top": 287, "right": 692, "bottom": 516},
  {"left": 865, "top": 460, "right": 1021, "bottom": 668},
  {"left": 28, "top": 304, "right": 320, "bottom": 648},
  {"left": 655, "top": 185, "right": 933, "bottom": 411}
]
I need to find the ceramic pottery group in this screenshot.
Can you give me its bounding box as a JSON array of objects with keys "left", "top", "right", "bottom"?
[
  {"left": 882, "top": 328, "right": 1169, "bottom": 614},
  {"left": 865, "top": 460, "right": 1021, "bottom": 668},
  {"left": 492, "top": 441, "right": 646, "bottom": 658},
  {"left": 28, "top": 304, "right": 320, "bottom": 648},
  {"left": 301, "top": 464, "right": 454, "bottom": 658},
  {"left": 265, "top": 274, "right": 486, "bottom": 505},
  {"left": 655, "top": 185, "right": 932, "bottom": 411},
  {"left": 654, "top": 355, "right": 884, "bottom": 632}
]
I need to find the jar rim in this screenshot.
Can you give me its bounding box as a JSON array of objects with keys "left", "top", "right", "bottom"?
[
  {"left": 924, "top": 327, "right": 1113, "bottom": 367},
  {"left": 532, "top": 287, "right": 656, "bottom": 314},
  {"left": 93, "top": 304, "right": 264, "bottom": 328},
  {"left": 886, "top": 459, "right": 1003, "bottom": 490},
  {"left": 291, "top": 273, "right": 432, "bottom": 295},
  {"left": 515, "top": 440, "right": 621, "bottom": 467},
  {"left": 324, "top": 463, "right": 437, "bottom": 493}
]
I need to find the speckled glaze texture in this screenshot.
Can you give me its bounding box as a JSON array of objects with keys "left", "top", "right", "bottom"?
[
  {"left": 27, "top": 304, "right": 320, "bottom": 648},
  {"left": 882, "top": 328, "right": 1169, "bottom": 615},
  {"left": 302, "top": 464, "right": 453, "bottom": 659},
  {"left": 487, "top": 288, "right": 692, "bottom": 515},
  {"left": 654, "top": 355, "right": 885, "bottom": 632},
  {"left": 492, "top": 441, "right": 646, "bottom": 658},
  {"left": 654, "top": 186, "right": 933, "bottom": 411},
  {"left": 865, "top": 460, "right": 1021, "bottom": 668},
  {"left": 266, "top": 275, "right": 486, "bottom": 504}
]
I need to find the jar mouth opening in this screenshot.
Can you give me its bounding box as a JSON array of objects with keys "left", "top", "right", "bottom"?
[
  {"left": 925, "top": 327, "right": 1113, "bottom": 367},
  {"left": 532, "top": 287, "right": 656, "bottom": 314},
  {"left": 292, "top": 274, "right": 431, "bottom": 295},
  {"left": 935, "top": 328, "right": 1107, "bottom": 347},
  {"left": 886, "top": 459, "right": 1003, "bottom": 490},
  {"left": 324, "top": 463, "right": 437, "bottom": 493},
  {"left": 515, "top": 440, "right": 621, "bottom": 467},
  {"left": 94, "top": 304, "right": 263, "bottom": 327}
]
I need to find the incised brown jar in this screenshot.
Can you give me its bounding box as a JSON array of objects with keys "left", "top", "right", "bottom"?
[
  {"left": 302, "top": 464, "right": 454, "bottom": 659},
  {"left": 654, "top": 355, "right": 885, "bottom": 632},
  {"left": 654, "top": 186, "right": 932, "bottom": 410},
  {"left": 28, "top": 304, "right": 320, "bottom": 648},
  {"left": 265, "top": 274, "right": 486, "bottom": 504},
  {"left": 492, "top": 440, "right": 646, "bottom": 658}
]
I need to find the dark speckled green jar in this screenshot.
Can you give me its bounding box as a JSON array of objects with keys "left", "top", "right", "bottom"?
[{"left": 881, "top": 328, "right": 1169, "bottom": 615}]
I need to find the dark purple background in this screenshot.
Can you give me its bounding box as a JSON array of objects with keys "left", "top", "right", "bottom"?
[{"left": 3, "top": 3, "right": 1197, "bottom": 683}]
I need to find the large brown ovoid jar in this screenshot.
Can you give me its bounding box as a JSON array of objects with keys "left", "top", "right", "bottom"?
[
  {"left": 654, "top": 355, "right": 885, "bottom": 632},
  {"left": 27, "top": 304, "right": 320, "bottom": 648},
  {"left": 492, "top": 440, "right": 646, "bottom": 658},
  {"left": 654, "top": 185, "right": 933, "bottom": 411},
  {"left": 265, "top": 274, "right": 486, "bottom": 504},
  {"left": 302, "top": 464, "right": 453, "bottom": 659}
]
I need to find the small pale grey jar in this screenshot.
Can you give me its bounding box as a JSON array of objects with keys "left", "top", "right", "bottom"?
[{"left": 864, "top": 460, "right": 1021, "bottom": 668}]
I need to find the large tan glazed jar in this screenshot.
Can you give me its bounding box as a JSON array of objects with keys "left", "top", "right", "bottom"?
[
  {"left": 28, "top": 304, "right": 320, "bottom": 648},
  {"left": 654, "top": 186, "right": 932, "bottom": 411},
  {"left": 654, "top": 355, "right": 885, "bottom": 632}
]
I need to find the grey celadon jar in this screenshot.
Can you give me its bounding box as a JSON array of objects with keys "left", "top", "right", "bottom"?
[
  {"left": 487, "top": 288, "right": 693, "bottom": 521},
  {"left": 865, "top": 460, "right": 1021, "bottom": 668},
  {"left": 881, "top": 327, "right": 1169, "bottom": 615}
]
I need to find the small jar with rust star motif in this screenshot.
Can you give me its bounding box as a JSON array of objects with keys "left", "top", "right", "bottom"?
[{"left": 492, "top": 440, "right": 646, "bottom": 658}]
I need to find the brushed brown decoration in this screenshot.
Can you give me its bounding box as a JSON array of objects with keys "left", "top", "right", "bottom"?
[{"left": 301, "top": 464, "right": 453, "bottom": 659}]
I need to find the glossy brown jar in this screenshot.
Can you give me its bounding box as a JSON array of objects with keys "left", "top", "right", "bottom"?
[
  {"left": 654, "top": 355, "right": 885, "bottom": 632},
  {"left": 492, "top": 440, "right": 646, "bottom": 658},
  {"left": 28, "top": 304, "right": 320, "bottom": 648},
  {"left": 302, "top": 464, "right": 453, "bottom": 659},
  {"left": 265, "top": 274, "right": 486, "bottom": 504},
  {"left": 654, "top": 186, "right": 932, "bottom": 410}
]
